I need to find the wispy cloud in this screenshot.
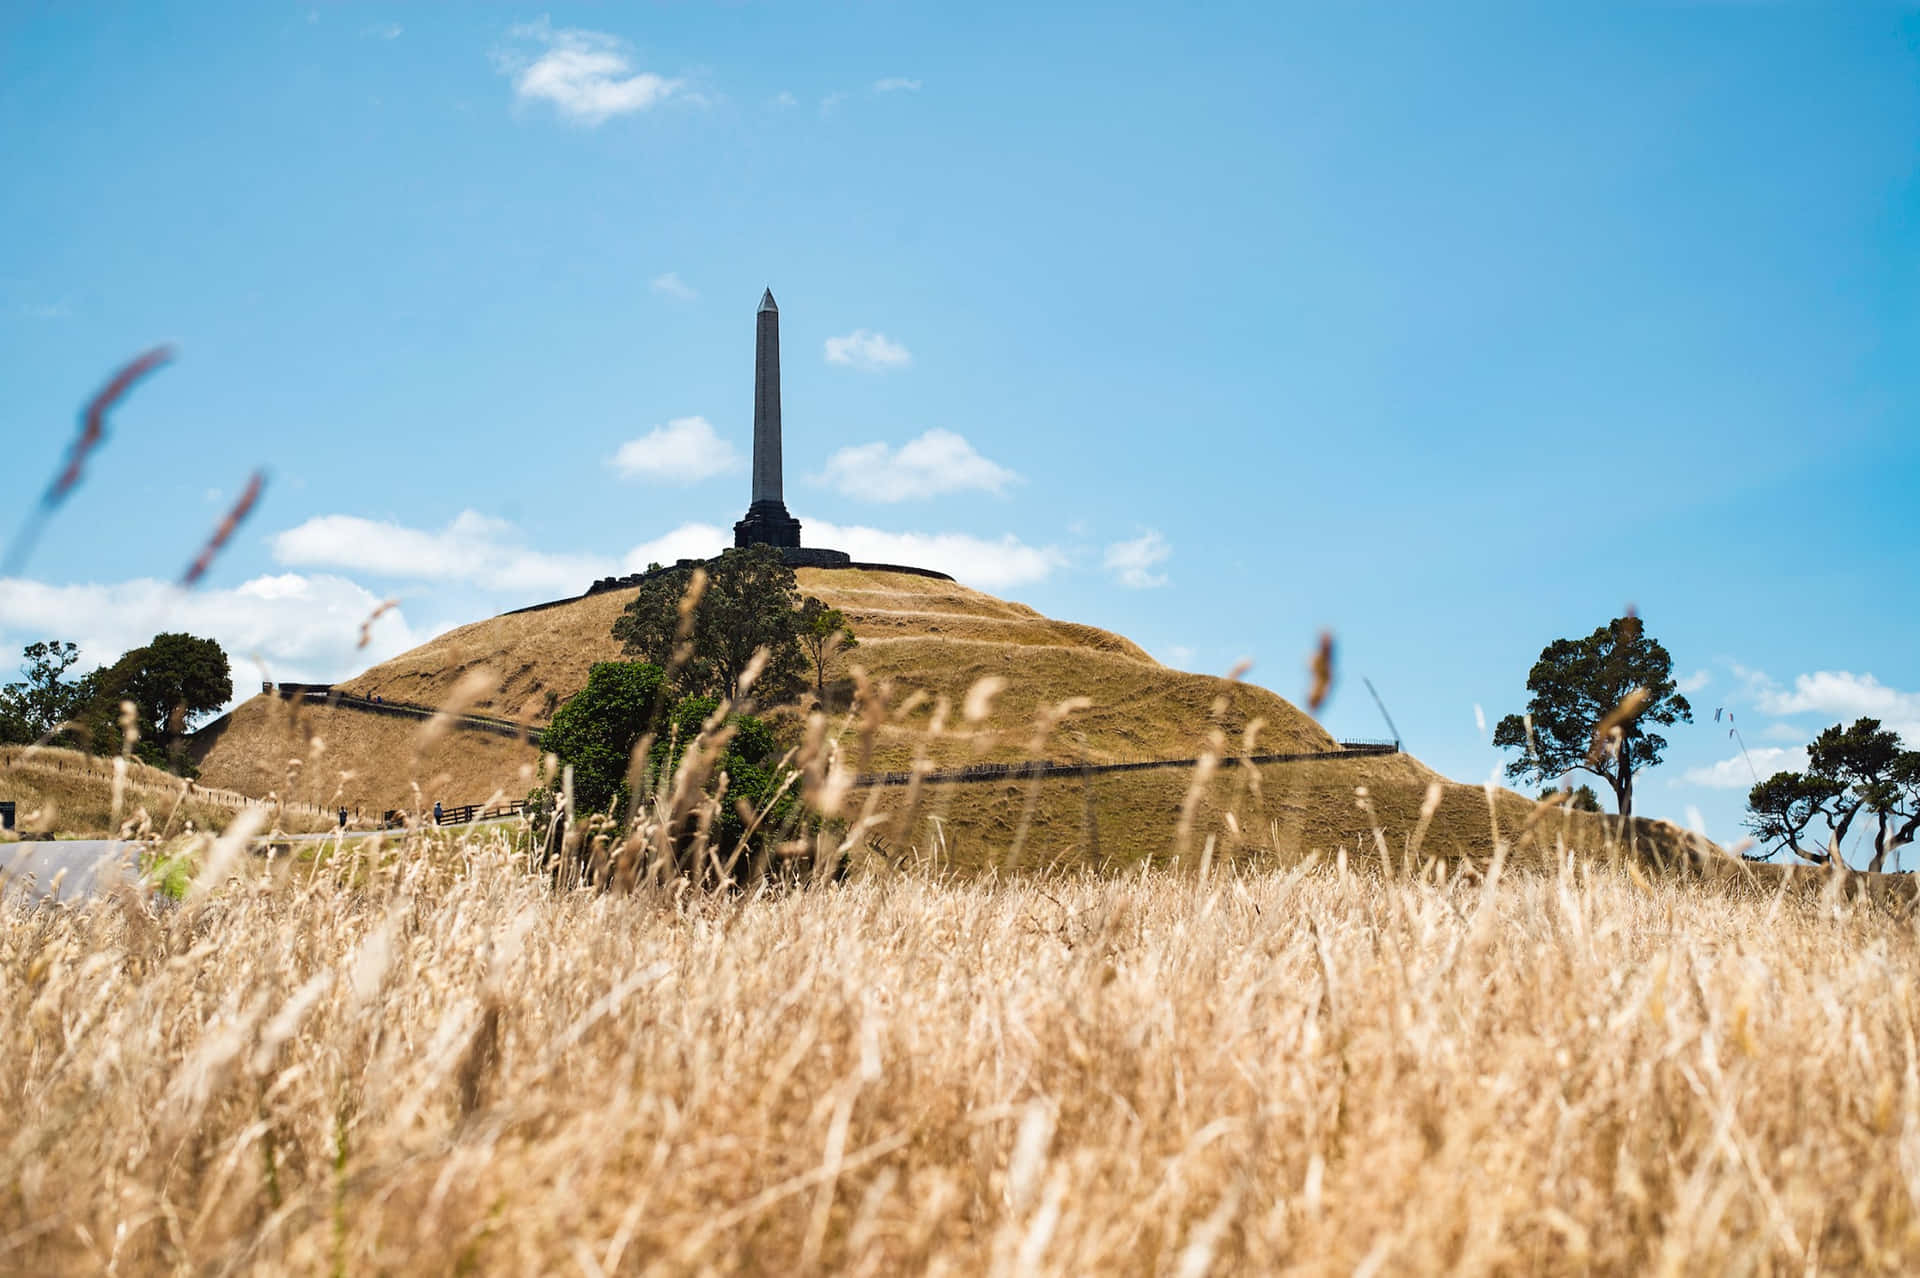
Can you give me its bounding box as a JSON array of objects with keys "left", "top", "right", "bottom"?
[
  {"left": 273, "top": 510, "right": 613, "bottom": 594},
  {"left": 361, "top": 21, "right": 403, "bottom": 40},
  {"left": 824, "top": 329, "right": 911, "bottom": 371},
  {"left": 650, "top": 271, "right": 697, "bottom": 301},
  {"left": 818, "top": 430, "right": 1017, "bottom": 502},
  {"left": 802, "top": 518, "right": 1065, "bottom": 590},
  {"left": 771, "top": 91, "right": 797, "bottom": 109},
  {"left": 819, "top": 91, "right": 848, "bottom": 117},
  {"left": 609, "top": 416, "right": 740, "bottom": 484},
  {"left": 1104, "top": 530, "right": 1171, "bottom": 589},
  {"left": 1676, "top": 668, "right": 1710, "bottom": 694},
  {"left": 497, "top": 18, "right": 684, "bottom": 125},
  {"left": 873, "top": 77, "right": 922, "bottom": 93}
]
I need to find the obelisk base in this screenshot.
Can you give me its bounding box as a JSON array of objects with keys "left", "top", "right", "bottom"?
[{"left": 733, "top": 500, "right": 802, "bottom": 550}]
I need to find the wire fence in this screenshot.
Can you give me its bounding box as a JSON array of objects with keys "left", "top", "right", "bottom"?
[{"left": 850, "top": 741, "right": 1399, "bottom": 789}]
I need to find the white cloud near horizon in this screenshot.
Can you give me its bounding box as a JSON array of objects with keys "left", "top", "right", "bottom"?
[
  {"left": 619, "top": 524, "right": 730, "bottom": 571},
  {"left": 610, "top": 416, "right": 740, "bottom": 483},
  {"left": 1104, "top": 530, "right": 1171, "bottom": 589},
  {"left": 801, "top": 518, "right": 1065, "bottom": 590},
  {"left": 273, "top": 511, "right": 615, "bottom": 594},
  {"left": 874, "top": 77, "right": 921, "bottom": 93},
  {"left": 817, "top": 429, "right": 1018, "bottom": 502},
  {"left": 824, "top": 329, "right": 911, "bottom": 371},
  {"left": 498, "top": 18, "right": 683, "bottom": 125},
  {"left": 0, "top": 573, "right": 427, "bottom": 696},
  {"left": 650, "top": 271, "right": 696, "bottom": 301}
]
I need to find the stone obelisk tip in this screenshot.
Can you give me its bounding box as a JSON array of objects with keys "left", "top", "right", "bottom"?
[{"left": 758, "top": 288, "right": 777, "bottom": 314}]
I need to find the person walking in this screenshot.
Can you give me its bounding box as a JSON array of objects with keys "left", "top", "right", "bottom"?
[
  {"left": 338, "top": 806, "right": 348, "bottom": 830},
  {"left": 433, "top": 800, "right": 443, "bottom": 825}
]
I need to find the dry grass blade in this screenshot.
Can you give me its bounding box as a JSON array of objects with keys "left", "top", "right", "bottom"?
[{"left": 1589, "top": 687, "right": 1652, "bottom": 766}]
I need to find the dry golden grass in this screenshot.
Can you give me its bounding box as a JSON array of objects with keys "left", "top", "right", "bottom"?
[
  {"left": 5, "top": 829, "right": 1917, "bottom": 1274},
  {"left": 0, "top": 745, "right": 334, "bottom": 840},
  {"left": 852, "top": 751, "right": 1709, "bottom": 874},
  {"left": 190, "top": 695, "right": 540, "bottom": 817}
]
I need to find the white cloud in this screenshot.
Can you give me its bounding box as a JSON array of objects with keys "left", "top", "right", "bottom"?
[
  {"left": 0, "top": 573, "right": 427, "bottom": 696},
  {"left": 1685, "top": 805, "right": 1708, "bottom": 837},
  {"left": 498, "top": 18, "right": 683, "bottom": 125},
  {"left": 820, "top": 91, "right": 847, "bottom": 116},
  {"left": 802, "top": 518, "right": 1065, "bottom": 590},
  {"left": 619, "top": 523, "right": 730, "bottom": 571},
  {"left": 273, "top": 511, "right": 614, "bottom": 594},
  {"left": 1762, "top": 721, "right": 1806, "bottom": 742},
  {"left": 1103, "top": 530, "right": 1170, "bottom": 589},
  {"left": 610, "top": 417, "right": 740, "bottom": 483},
  {"left": 824, "top": 330, "right": 911, "bottom": 371},
  {"left": 772, "top": 91, "right": 797, "bottom": 109},
  {"left": 817, "top": 430, "right": 1017, "bottom": 503},
  {"left": 1681, "top": 746, "right": 1807, "bottom": 790},
  {"left": 874, "top": 77, "right": 921, "bottom": 93},
  {"left": 650, "top": 272, "right": 697, "bottom": 301},
  {"left": 1676, "top": 668, "right": 1710, "bottom": 694},
  {"left": 1159, "top": 645, "right": 1196, "bottom": 670},
  {"left": 1750, "top": 671, "right": 1920, "bottom": 742},
  {"left": 362, "top": 21, "right": 403, "bottom": 40}
]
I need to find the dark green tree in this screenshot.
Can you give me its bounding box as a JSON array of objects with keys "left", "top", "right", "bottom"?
[
  {"left": 537, "top": 661, "right": 665, "bottom": 817},
  {"left": 89, "top": 633, "right": 232, "bottom": 757},
  {"left": 796, "top": 596, "right": 857, "bottom": 707},
  {"left": 0, "top": 640, "right": 93, "bottom": 745},
  {"left": 611, "top": 545, "right": 808, "bottom": 702},
  {"left": 1746, "top": 718, "right": 1920, "bottom": 872},
  {"left": 1539, "top": 784, "right": 1603, "bottom": 813},
  {"left": 1492, "top": 616, "right": 1692, "bottom": 818},
  {"left": 649, "top": 694, "right": 801, "bottom": 878}
]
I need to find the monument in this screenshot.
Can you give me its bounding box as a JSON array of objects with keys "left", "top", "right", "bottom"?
[{"left": 734, "top": 289, "right": 804, "bottom": 550}]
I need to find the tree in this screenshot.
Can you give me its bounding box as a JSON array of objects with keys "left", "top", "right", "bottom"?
[
  {"left": 611, "top": 545, "right": 808, "bottom": 702},
  {"left": 537, "top": 661, "right": 665, "bottom": 817},
  {"left": 82, "top": 632, "right": 232, "bottom": 765},
  {"left": 1539, "top": 784, "right": 1603, "bottom": 813},
  {"left": 1491, "top": 615, "right": 1692, "bottom": 818},
  {"left": 0, "top": 640, "right": 93, "bottom": 744},
  {"left": 796, "top": 597, "right": 857, "bottom": 707},
  {"left": 1746, "top": 718, "right": 1920, "bottom": 872}
]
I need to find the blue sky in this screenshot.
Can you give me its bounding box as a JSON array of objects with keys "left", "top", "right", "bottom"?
[{"left": 2, "top": 2, "right": 1916, "bottom": 854}]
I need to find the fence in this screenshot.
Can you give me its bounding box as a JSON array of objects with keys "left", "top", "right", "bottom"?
[{"left": 849, "top": 741, "right": 1399, "bottom": 789}]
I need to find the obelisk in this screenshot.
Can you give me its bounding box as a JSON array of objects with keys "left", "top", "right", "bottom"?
[{"left": 734, "top": 288, "right": 803, "bottom": 549}]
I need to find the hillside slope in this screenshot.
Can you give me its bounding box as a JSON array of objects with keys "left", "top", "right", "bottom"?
[{"left": 191, "top": 567, "right": 1715, "bottom": 869}]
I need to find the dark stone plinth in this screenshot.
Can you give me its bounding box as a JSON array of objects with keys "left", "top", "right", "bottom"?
[
  {"left": 781, "top": 547, "right": 852, "bottom": 568},
  {"left": 734, "top": 500, "right": 802, "bottom": 549}
]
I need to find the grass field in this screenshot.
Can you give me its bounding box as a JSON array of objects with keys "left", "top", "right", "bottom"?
[{"left": 3, "top": 825, "right": 1914, "bottom": 1274}]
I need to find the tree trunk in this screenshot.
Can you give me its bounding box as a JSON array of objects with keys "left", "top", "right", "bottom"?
[{"left": 1869, "top": 811, "right": 1892, "bottom": 874}]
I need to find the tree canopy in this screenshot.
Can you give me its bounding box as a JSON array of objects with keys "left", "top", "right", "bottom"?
[
  {"left": 797, "top": 597, "right": 857, "bottom": 706},
  {"left": 1746, "top": 718, "right": 1920, "bottom": 872},
  {"left": 1491, "top": 615, "right": 1692, "bottom": 817},
  {"left": 0, "top": 640, "right": 93, "bottom": 746},
  {"left": 537, "top": 661, "right": 665, "bottom": 817},
  {"left": 610, "top": 545, "right": 810, "bottom": 702}
]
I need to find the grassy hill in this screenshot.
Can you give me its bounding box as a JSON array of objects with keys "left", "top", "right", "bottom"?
[
  {"left": 190, "top": 566, "right": 1715, "bottom": 869},
  {"left": 0, "top": 745, "right": 336, "bottom": 840}
]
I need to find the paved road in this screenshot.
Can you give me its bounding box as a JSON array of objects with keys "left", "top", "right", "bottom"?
[{"left": 0, "top": 840, "right": 146, "bottom": 903}]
